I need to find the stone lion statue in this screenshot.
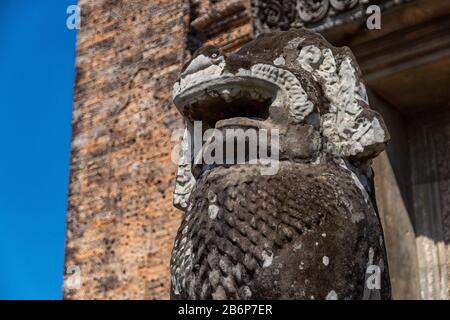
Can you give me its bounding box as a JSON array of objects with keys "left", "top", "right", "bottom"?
[{"left": 169, "top": 28, "right": 391, "bottom": 300}]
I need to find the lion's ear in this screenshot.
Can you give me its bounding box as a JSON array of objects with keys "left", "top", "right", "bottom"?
[
  {"left": 320, "top": 51, "right": 389, "bottom": 162},
  {"left": 173, "top": 125, "right": 196, "bottom": 211},
  {"left": 345, "top": 108, "right": 390, "bottom": 163},
  {"left": 296, "top": 45, "right": 390, "bottom": 163}
]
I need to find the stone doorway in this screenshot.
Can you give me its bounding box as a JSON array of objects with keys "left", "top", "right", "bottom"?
[{"left": 409, "top": 108, "right": 450, "bottom": 299}]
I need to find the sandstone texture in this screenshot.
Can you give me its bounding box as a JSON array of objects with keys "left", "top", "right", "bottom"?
[{"left": 170, "top": 28, "right": 391, "bottom": 299}]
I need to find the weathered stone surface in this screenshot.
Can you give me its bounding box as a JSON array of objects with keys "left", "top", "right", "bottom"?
[
  {"left": 170, "top": 28, "right": 391, "bottom": 299},
  {"left": 172, "top": 162, "right": 390, "bottom": 299}
]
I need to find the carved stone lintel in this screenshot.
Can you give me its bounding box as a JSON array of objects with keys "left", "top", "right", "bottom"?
[
  {"left": 252, "top": 0, "right": 413, "bottom": 34},
  {"left": 297, "top": 0, "right": 329, "bottom": 23}
]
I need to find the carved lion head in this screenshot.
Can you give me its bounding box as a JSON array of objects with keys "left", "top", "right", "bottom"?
[{"left": 171, "top": 28, "right": 389, "bottom": 210}]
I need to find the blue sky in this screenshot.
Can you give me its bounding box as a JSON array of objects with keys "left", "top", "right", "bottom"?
[{"left": 0, "top": 1, "right": 77, "bottom": 299}]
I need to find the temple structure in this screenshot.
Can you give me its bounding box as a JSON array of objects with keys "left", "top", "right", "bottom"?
[{"left": 64, "top": 0, "right": 450, "bottom": 299}]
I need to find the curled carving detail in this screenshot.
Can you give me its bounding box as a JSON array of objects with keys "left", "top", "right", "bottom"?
[
  {"left": 258, "top": 0, "right": 297, "bottom": 30},
  {"left": 253, "top": 0, "right": 410, "bottom": 33},
  {"left": 296, "top": 0, "right": 329, "bottom": 23}
]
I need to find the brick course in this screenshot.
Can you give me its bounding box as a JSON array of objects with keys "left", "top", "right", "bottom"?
[{"left": 64, "top": 0, "right": 252, "bottom": 299}]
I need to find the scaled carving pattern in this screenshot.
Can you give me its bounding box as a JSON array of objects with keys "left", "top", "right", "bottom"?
[{"left": 170, "top": 28, "right": 391, "bottom": 299}]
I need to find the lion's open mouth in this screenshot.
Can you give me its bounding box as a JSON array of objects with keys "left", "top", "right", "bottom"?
[
  {"left": 190, "top": 119, "right": 279, "bottom": 179},
  {"left": 173, "top": 77, "right": 281, "bottom": 178},
  {"left": 173, "top": 77, "right": 280, "bottom": 129}
]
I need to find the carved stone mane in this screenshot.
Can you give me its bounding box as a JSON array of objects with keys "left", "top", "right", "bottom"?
[{"left": 170, "top": 28, "right": 391, "bottom": 300}]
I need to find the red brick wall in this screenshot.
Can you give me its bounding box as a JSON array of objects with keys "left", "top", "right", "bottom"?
[
  {"left": 64, "top": 0, "right": 186, "bottom": 299},
  {"left": 64, "top": 0, "right": 252, "bottom": 299}
]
